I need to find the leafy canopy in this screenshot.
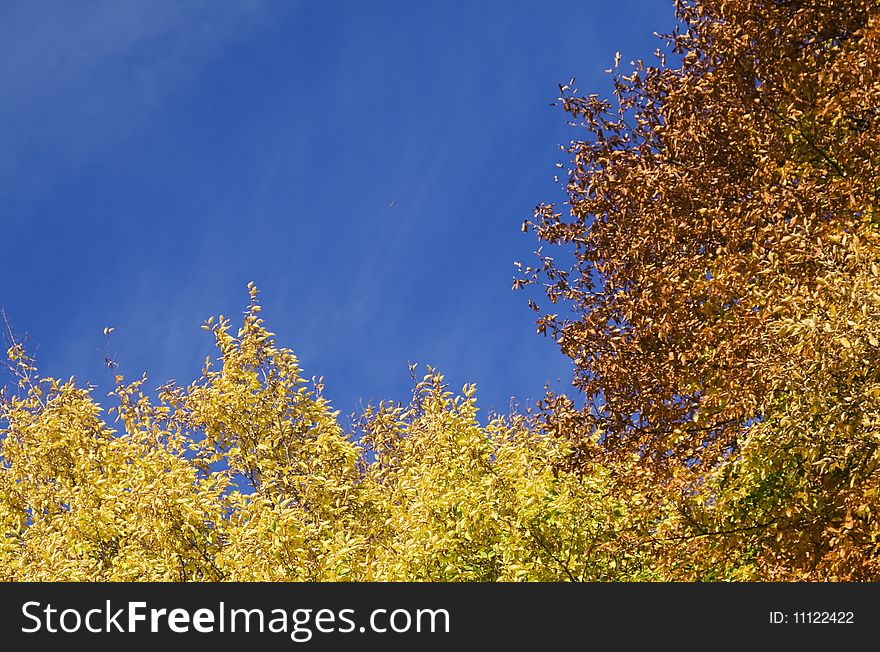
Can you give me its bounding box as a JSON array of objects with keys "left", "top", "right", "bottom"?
[
  {"left": 521, "top": 0, "right": 880, "bottom": 580},
  {"left": 0, "top": 285, "right": 651, "bottom": 581}
]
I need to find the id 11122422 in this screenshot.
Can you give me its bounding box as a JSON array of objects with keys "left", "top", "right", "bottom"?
[{"left": 770, "top": 611, "right": 854, "bottom": 624}]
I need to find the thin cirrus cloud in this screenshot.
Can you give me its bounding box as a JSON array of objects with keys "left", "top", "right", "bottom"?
[{"left": 0, "top": 0, "right": 279, "bottom": 183}]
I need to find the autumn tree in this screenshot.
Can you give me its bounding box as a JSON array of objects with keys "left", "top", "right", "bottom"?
[
  {"left": 359, "top": 373, "right": 654, "bottom": 581},
  {"left": 0, "top": 286, "right": 651, "bottom": 581},
  {"left": 0, "top": 339, "right": 228, "bottom": 580},
  {"left": 521, "top": 0, "right": 880, "bottom": 579}
]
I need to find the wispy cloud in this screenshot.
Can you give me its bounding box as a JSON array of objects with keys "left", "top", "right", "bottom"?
[{"left": 0, "top": 0, "right": 280, "bottom": 187}]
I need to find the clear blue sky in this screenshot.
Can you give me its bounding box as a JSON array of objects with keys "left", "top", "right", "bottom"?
[{"left": 1, "top": 0, "right": 675, "bottom": 423}]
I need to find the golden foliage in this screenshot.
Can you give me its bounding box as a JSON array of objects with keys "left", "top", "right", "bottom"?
[
  {"left": 521, "top": 0, "right": 880, "bottom": 579},
  {"left": 0, "top": 286, "right": 652, "bottom": 581}
]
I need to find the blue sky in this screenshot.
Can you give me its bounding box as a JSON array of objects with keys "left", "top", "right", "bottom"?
[{"left": 1, "top": 0, "right": 674, "bottom": 424}]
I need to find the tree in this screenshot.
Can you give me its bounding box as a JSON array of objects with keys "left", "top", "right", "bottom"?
[
  {"left": 359, "top": 373, "right": 653, "bottom": 581},
  {"left": 0, "top": 339, "right": 228, "bottom": 580},
  {"left": 0, "top": 285, "right": 651, "bottom": 580},
  {"left": 521, "top": 0, "right": 880, "bottom": 579}
]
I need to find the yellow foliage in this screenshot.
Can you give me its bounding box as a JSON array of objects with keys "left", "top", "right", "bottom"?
[{"left": 0, "top": 288, "right": 652, "bottom": 581}]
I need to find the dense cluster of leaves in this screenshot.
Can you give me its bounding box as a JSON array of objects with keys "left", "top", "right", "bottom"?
[
  {"left": 0, "top": 286, "right": 653, "bottom": 581},
  {"left": 521, "top": 0, "right": 880, "bottom": 579}
]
